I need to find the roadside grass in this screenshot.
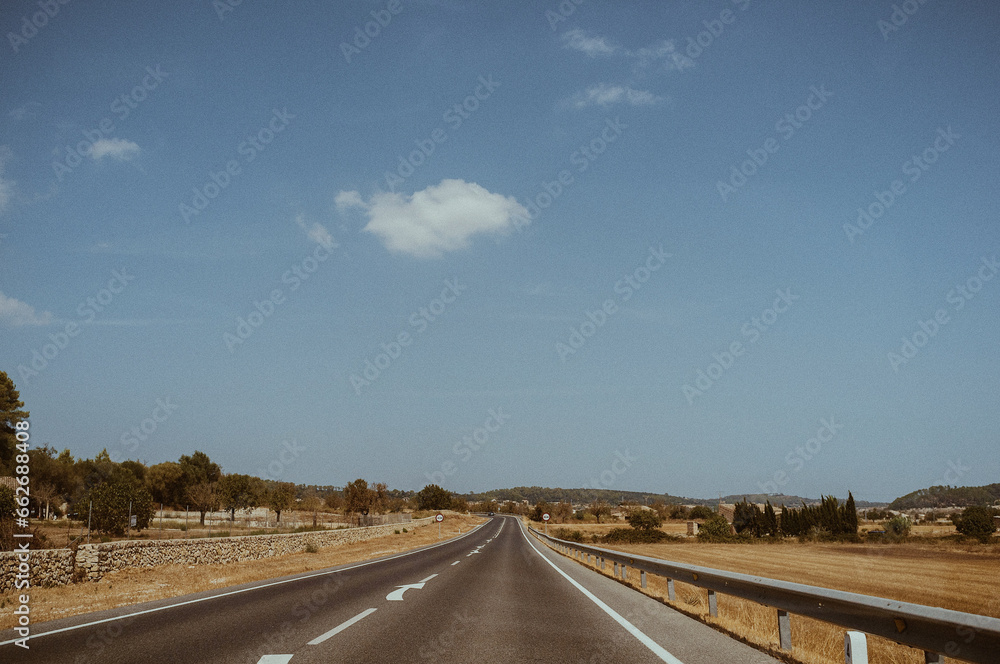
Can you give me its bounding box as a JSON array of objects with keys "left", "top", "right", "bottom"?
[
  {"left": 0, "top": 512, "right": 484, "bottom": 630},
  {"left": 530, "top": 520, "right": 999, "bottom": 664}
]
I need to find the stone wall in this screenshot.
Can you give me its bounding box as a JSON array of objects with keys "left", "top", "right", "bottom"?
[
  {"left": 0, "top": 549, "right": 75, "bottom": 593},
  {"left": 1, "top": 517, "right": 432, "bottom": 592}
]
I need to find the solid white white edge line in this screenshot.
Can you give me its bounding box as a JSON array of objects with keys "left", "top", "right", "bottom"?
[
  {"left": 518, "top": 520, "right": 684, "bottom": 664},
  {"left": 0, "top": 521, "right": 488, "bottom": 647},
  {"left": 256, "top": 655, "right": 294, "bottom": 664},
  {"left": 307, "top": 607, "right": 377, "bottom": 645}
]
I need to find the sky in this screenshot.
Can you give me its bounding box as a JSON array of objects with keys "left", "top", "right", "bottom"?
[{"left": 1, "top": 1, "right": 998, "bottom": 503}]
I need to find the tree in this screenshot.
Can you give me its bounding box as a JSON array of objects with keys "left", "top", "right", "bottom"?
[
  {"left": 0, "top": 371, "right": 29, "bottom": 476},
  {"left": 186, "top": 482, "right": 219, "bottom": 525},
  {"left": 955, "top": 506, "right": 997, "bottom": 543},
  {"left": 344, "top": 479, "right": 374, "bottom": 521},
  {"left": 416, "top": 484, "right": 453, "bottom": 511},
  {"left": 885, "top": 515, "right": 911, "bottom": 537},
  {"left": 31, "top": 482, "right": 58, "bottom": 520},
  {"left": 179, "top": 451, "right": 222, "bottom": 498},
  {"left": 146, "top": 462, "right": 185, "bottom": 507},
  {"left": 627, "top": 508, "right": 663, "bottom": 532},
  {"left": 88, "top": 469, "right": 155, "bottom": 536},
  {"left": 844, "top": 492, "right": 859, "bottom": 534},
  {"left": 266, "top": 482, "right": 297, "bottom": 524},
  {"left": 301, "top": 490, "right": 322, "bottom": 527},
  {"left": 218, "top": 474, "right": 263, "bottom": 521},
  {"left": 323, "top": 489, "right": 342, "bottom": 511},
  {"left": 589, "top": 500, "right": 611, "bottom": 523},
  {"left": 761, "top": 501, "right": 779, "bottom": 536}
]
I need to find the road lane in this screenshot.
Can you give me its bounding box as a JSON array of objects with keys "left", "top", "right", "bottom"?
[{"left": 3, "top": 516, "right": 782, "bottom": 663}]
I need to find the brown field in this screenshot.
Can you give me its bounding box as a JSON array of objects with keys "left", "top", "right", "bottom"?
[
  {"left": 537, "top": 519, "right": 1000, "bottom": 664},
  {"left": 0, "top": 512, "right": 484, "bottom": 631}
]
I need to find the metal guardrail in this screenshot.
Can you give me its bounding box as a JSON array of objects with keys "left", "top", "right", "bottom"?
[{"left": 529, "top": 527, "right": 1000, "bottom": 663}]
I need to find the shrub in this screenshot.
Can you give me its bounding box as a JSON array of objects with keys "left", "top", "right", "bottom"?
[
  {"left": 627, "top": 509, "right": 663, "bottom": 532},
  {"left": 305, "top": 541, "right": 319, "bottom": 553},
  {"left": 885, "top": 515, "right": 911, "bottom": 538},
  {"left": 555, "top": 528, "right": 585, "bottom": 542},
  {"left": 688, "top": 505, "right": 715, "bottom": 520},
  {"left": 697, "top": 514, "right": 732, "bottom": 541},
  {"left": 954, "top": 506, "right": 997, "bottom": 543},
  {"left": 603, "top": 528, "right": 674, "bottom": 544}
]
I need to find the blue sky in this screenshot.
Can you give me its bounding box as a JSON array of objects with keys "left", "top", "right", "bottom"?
[{"left": 1, "top": 0, "right": 998, "bottom": 502}]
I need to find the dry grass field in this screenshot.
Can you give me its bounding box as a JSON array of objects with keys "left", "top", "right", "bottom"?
[
  {"left": 0, "top": 512, "right": 484, "bottom": 631},
  {"left": 537, "top": 519, "right": 1000, "bottom": 664}
]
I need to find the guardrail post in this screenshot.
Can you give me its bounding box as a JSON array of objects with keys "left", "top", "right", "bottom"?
[
  {"left": 641, "top": 570, "right": 647, "bottom": 588},
  {"left": 613, "top": 561, "right": 619, "bottom": 577},
  {"left": 667, "top": 578, "right": 675, "bottom": 601},
  {"left": 600, "top": 557, "right": 605, "bottom": 570},
  {"left": 924, "top": 653, "right": 941, "bottom": 663},
  {"left": 708, "top": 589, "right": 718, "bottom": 617},
  {"left": 622, "top": 565, "right": 628, "bottom": 581},
  {"left": 845, "top": 631, "right": 867, "bottom": 663},
  {"left": 777, "top": 609, "right": 792, "bottom": 651}
]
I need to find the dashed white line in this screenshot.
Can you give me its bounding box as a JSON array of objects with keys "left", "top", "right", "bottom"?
[
  {"left": 308, "top": 607, "right": 377, "bottom": 645},
  {"left": 451, "top": 560, "right": 461, "bottom": 565},
  {"left": 0, "top": 523, "right": 487, "bottom": 648},
  {"left": 518, "top": 521, "right": 684, "bottom": 664},
  {"left": 257, "top": 656, "right": 293, "bottom": 664}
]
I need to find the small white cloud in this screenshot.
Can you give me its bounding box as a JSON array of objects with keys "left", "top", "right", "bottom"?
[
  {"left": 339, "top": 179, "right": 528, "bottom": 259},
  {"left": 562, "top": 29, "right": 616, "bottom": 57},
  {"left": 8, "top": 102, "right": 40, "bottom": 122},
  {"left": 629, "top": 40, "right": 692, "bottom": 72},
  {"left": 570, "top": 84, "right": 663, "bottom": 108},
  {"left": 334, "top": 190, "right": 365, "bottom": 210},
  {"left": 294, "top": 214, "right": 338, "bottom": 249},
  {"left": 90, "top": 138, "right": 140, "bottom": 161},
  {"left": 0, "top": 291, "right": 53, "bottom": 327}
]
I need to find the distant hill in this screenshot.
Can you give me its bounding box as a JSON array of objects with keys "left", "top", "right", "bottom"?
[
  {"left": 461, "top": 486, "right": 697, "bottom": 506},
  {"left": 889, "top": 483, "right": 1000, "bottom": 510},
  {"left": 458, "top": 486, "right": 883, "bottom": 508}
]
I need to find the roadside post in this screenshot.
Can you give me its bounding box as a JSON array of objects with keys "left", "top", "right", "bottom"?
[
  {"left": 542, "top": 512, "right": 550, "bottom": 536},
  {"left": 436, "top": 512, "right": 444, "bottom": 539}
]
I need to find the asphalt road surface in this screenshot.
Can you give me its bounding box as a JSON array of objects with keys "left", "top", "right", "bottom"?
[{"left": 1, "top": 516, "right": 780, "bottom": 663}]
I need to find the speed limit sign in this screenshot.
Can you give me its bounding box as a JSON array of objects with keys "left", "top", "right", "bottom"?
[
  {"left": 542, "top": 513, "right": 550, "bottom": 522},
  {"left": 435, "top": 513, "right": 444, "bottom": 522}
]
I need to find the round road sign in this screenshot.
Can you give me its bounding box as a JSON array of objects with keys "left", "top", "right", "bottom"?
[
  {"left": 542, "top": 513, "right": 550, "bottom": 521},
  {"left": 435, "top": 513, "right": 444, "bottom": 522}
]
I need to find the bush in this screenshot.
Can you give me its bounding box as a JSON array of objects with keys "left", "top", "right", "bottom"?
[
  {"left": 697, "top": 514, "right": 732, "bottom": 541},
  {"left": 688, "top": 505, "right": 715, "bottom": 520},
  {"left": 305, "top": 541, "right": 319, "bottom": 553},
  {"left": 955, "top": 506, "right": 997, "bottom": 543},
  {"left": 603, "top": 528, "right": 674, "bottom": 544},
  {"left": 627, "top": 509, "right": 663, "bottom": 532},
  {"left": 885, "top": 515, "right": 911, "bottom": 538},
  {"left": 555, "top": 528, "right": 585, "bottom": 542}
]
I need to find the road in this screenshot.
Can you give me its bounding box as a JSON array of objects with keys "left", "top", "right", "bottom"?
[{"left": 2, "top": 516, "right": 780, "bottom": 663}]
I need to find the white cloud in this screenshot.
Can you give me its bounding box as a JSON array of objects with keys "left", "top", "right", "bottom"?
[
  {"left": 629, "top": 40, "right": 691, "bottom": 72},
  {"left": 0, "top": 291, "right": 53, "bottom": 327},
  {"left": 570, "top": 84, "right": 663, "bottom": 108},
  {"left": 562, "top": 29, "right": 616, "bottom": 56},
  {"left": 334, "top": 190, "right": 365, "bottom": 210},
  {"left": 90, "top": 138, "right": 140, "bottom": 161},
  {"left": 339, "top": 179, "right": 528, "bottom": 258},
  {"left": 294, "top": 214, "right": 338, "bottom": 249}
]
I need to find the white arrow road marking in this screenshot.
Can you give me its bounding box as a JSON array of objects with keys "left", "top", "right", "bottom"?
[
  {"left": 386, "top": 574, "right": 437, "bottom": 601},
  {"left": 308, "top": 607, "right": 377, "bottom": 645},
  {"left": 257, "top": 656, "right": 293, "bottom": 664}
]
